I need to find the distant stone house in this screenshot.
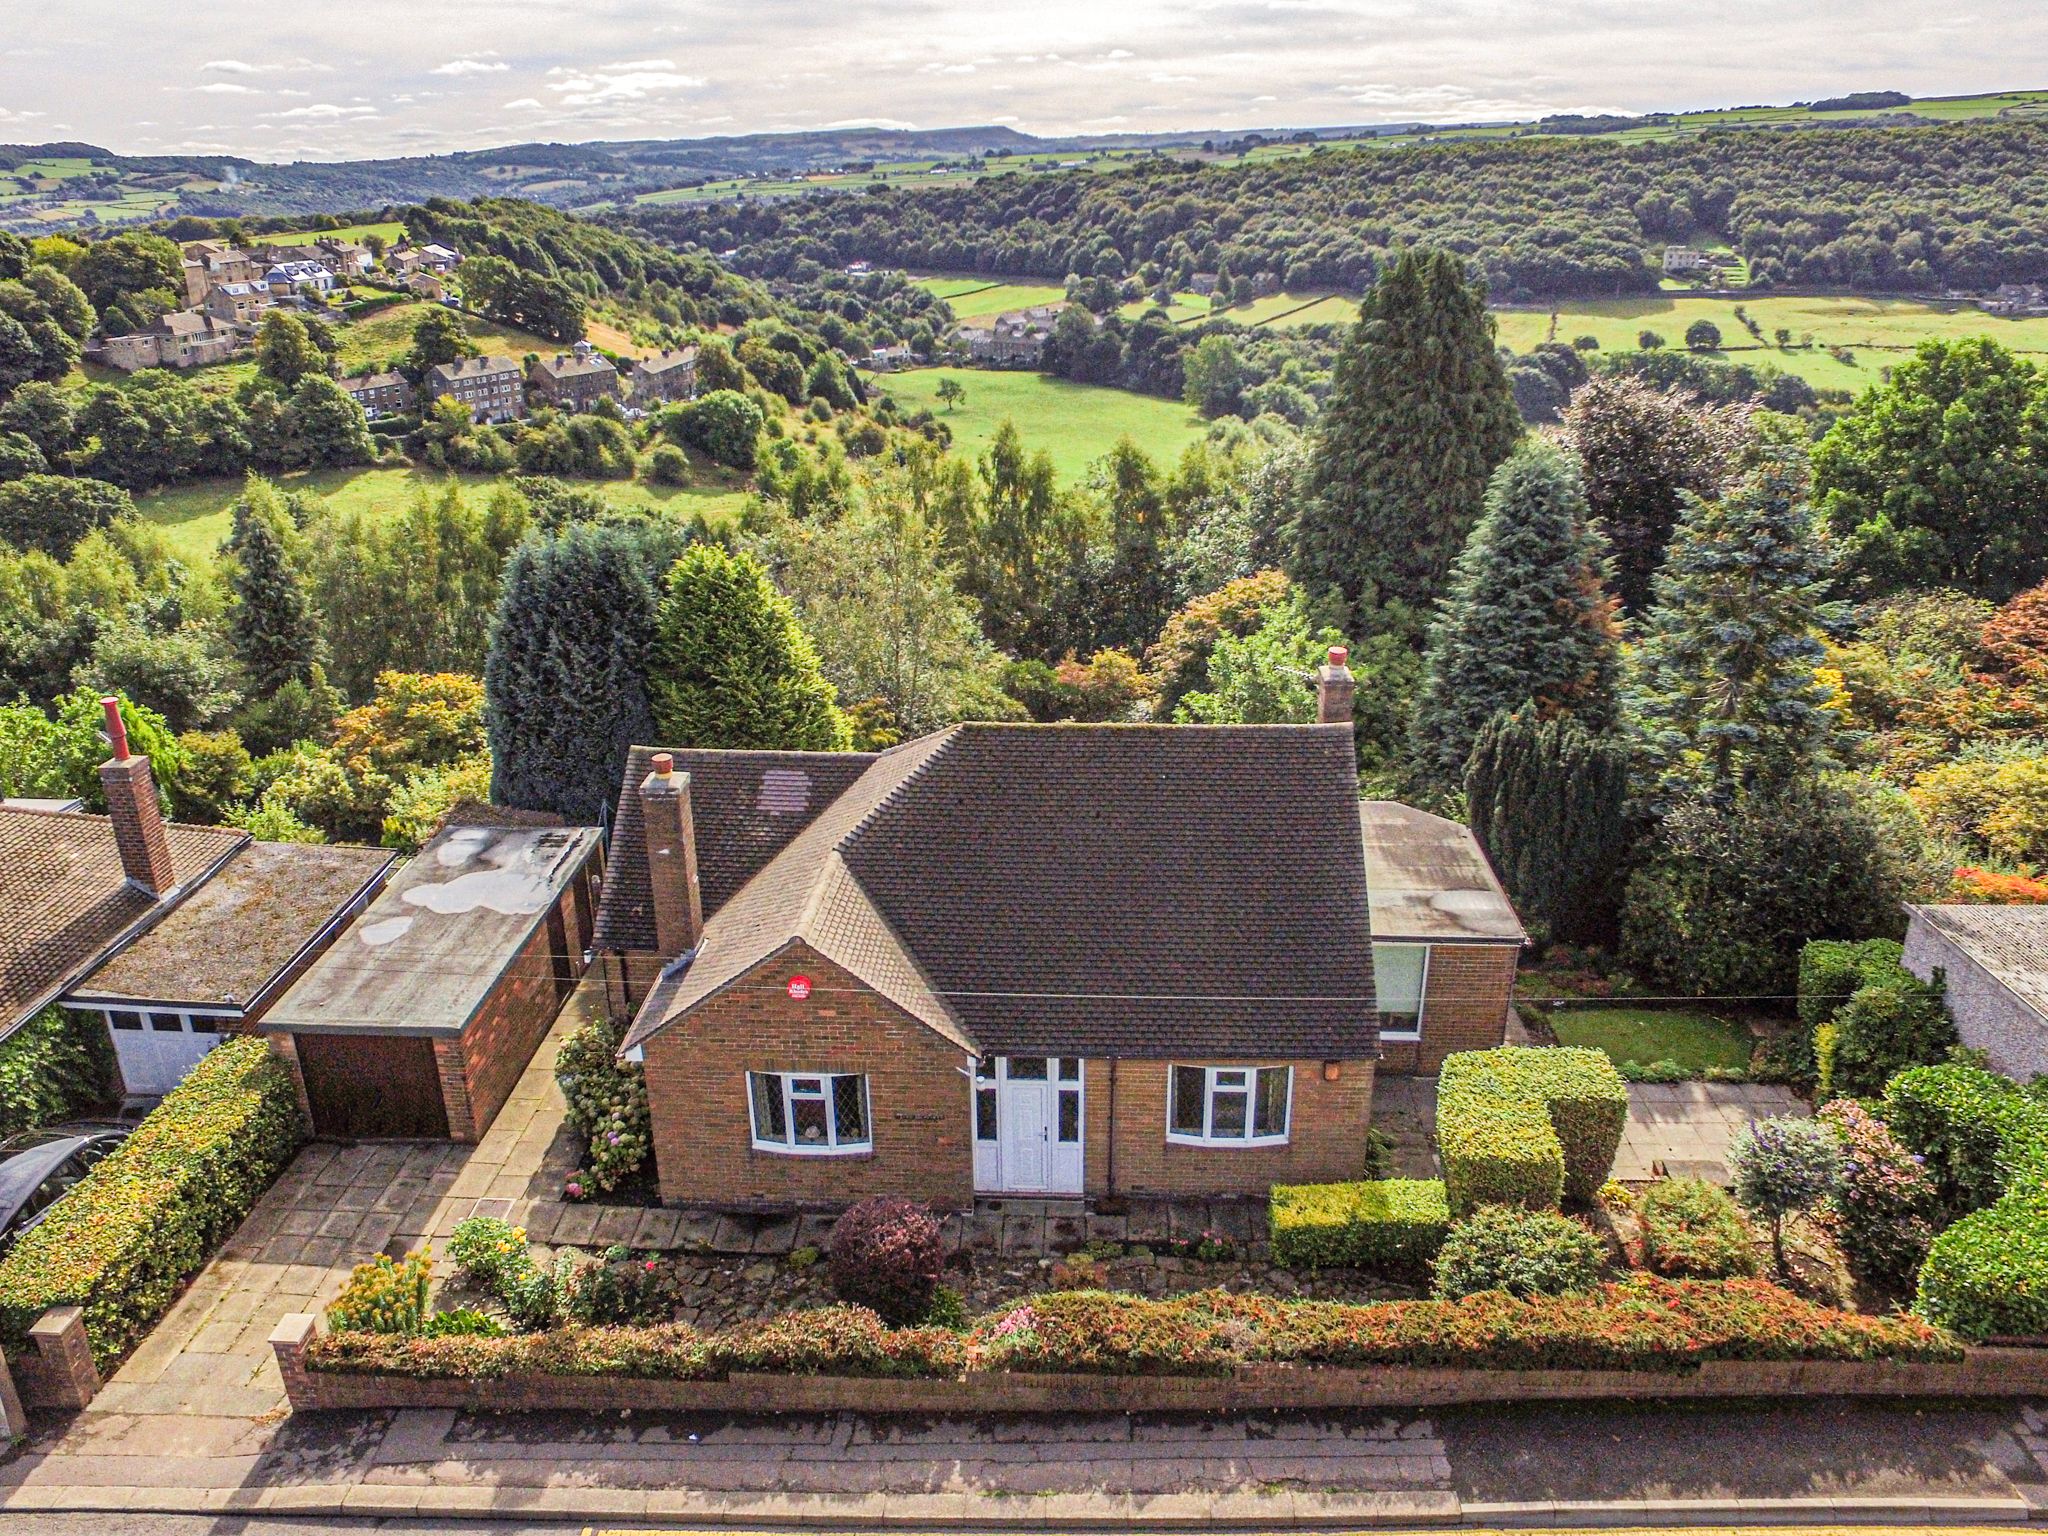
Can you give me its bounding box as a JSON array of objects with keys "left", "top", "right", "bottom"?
[
  {"left": 1663, "top": 246, "right": 1719, "bottom": 277},
  {"left": 178, "top": 240, "right": 260, "bottom": 304},
  {"left": 1189, "top": 272, "right": 1221, "bottom": 296},
  {"left": 311, "top": 239, "right": 373, "bottom": 280},
  {"left": 406, "top": 271, "right": 449, "bottom": 302},
  {"left": 385, "top": 247, "right": 424, "bottom": 277},
  {"left": 341, "top": 370, "right": 415, "bottom": 419},
  {"left": 202, "top": 281, "right": 270, "bottom": 330},
  {"left": 1983, "top": 283, "right": 2048, "bottom": 317},
  {"left": 420, "top": 243, "right": 462, "bottom": 274},
  {"left": 1903, "top": 905, "right": 2048, "bottom": 1082},
  {"left": 99, "top": 309, "right": 241, "bottom": 372},
  {"left": 428, "top": 353, "right": 527, "bottom": 424},
  {"left": 527, "top": 340, "right": 621, "bottom": 412},
  {"left": 265, "top": 259, "right": 336, "bottom": 298},
  {"left": 865, "top": 341, "right": 915, "bottom": 372},
  {"left": 627, "top": 345, "right": 698, "bottom": 407},
  {"left": 964, "top": 305, "right": 1065, "bottom": 366}
]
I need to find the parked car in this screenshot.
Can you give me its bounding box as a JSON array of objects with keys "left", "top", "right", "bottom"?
[{"left": 0, "top": 1123, "right": 132, "bottom": 1255}]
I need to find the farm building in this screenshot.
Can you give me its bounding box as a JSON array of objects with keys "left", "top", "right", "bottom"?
[{"left": 259, "top": 815, "right": 602, "bottom": 1141}]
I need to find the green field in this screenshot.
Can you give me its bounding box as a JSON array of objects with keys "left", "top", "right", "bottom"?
[
  {"left": 878, "top": 368, "right": 1208, "bottom": 481},
  {"left": 134, "top": 467, "right": 747, "bottom": 567},
  {"left": 1491, "top": 295, "right": 2048, "bottom": 393},
  {"left": 913, "top": 277, "right": 1069, "bottom": 327},
  {"left": 265, "top": 221, "right": 408, "bottom": 248},
  {"left": 1547, "top": 1005, "right": 1756, "bottom": 1075}
]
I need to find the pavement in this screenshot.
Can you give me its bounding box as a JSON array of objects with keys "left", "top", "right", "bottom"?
[{"left": 1613, "top": 1082, "right": 1811, "bottom": 1183}]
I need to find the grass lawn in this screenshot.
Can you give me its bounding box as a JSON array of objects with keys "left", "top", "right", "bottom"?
[
  {"left": 327, "top": 299, "right": 573, "bottom": 374},
  {"left": 1547, "top": 1005, "right": 1756, "bottom": 1075},
  {"left": 878, "top": 367, "right": 1208, "bottom": 481},
  {"left": 266, "top": 221, "right": 408, "bottom": 248},
  {"left": 911, "top": 277, "right": 1069, "bottom": 327},
  {"left": 134, "top": 466, "right": 747, "bottom": 568}
]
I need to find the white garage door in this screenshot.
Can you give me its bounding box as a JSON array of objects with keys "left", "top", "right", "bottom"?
[{"left": 106, "top": 1009, "right": 223, "bottom": 1097}]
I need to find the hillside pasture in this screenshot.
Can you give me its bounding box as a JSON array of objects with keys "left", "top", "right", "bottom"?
[
  {"left": 913, "top": 276, "right": 1069, "bottom": 326},
  {"left": 133, "top": 467, "right": 747, "bottom": 569},
  {"left": 265, "top": 221, "right": 408, "bottom": 248},
  {"left": 879, "top": 367, "right": 1207, "bottom": 481}
]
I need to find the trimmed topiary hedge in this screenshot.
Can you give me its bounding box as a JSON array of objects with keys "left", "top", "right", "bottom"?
[
  {"left": 1886, "top": 1062, "right": 2048, "bottom": 1340},
  {"left": 1437, "top": 1047, "right": 1628, "bottom": 1215},
  {"left": 1269, "top": 1179, "right": 1450, "bottom": 1276},
  {"left": 0, "top": 1035, "right": 305, "bottom": 1368}
]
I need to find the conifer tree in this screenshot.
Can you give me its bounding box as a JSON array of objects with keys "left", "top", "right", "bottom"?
[
  {"left": 649, "top": 544, "right": 850, "bottom": 751},
  {"left": 227, "top": 478, "right": 320, "bottom": 694},
  {"left": 1465, "top": 711, "right": 1631, "bottom": 946},
  {"left": 1291, "top": 249, "right": 1521, "bottom": 616},
  {"left": 484, "top": 524, "right": 658, "bottom": 825},
  {"left": 1412, "top": 441, "right": 1620, "bottom": 784},
  {"left": 1626, "top": 455, "right": 1846, "bottom": 805}
]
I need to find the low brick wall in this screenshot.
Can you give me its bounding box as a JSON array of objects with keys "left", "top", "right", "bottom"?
[
  {"left": 270, "top": 1315, "right": 2048, "bottom": 1417},
  {"left": 6, "top": 1307, "right": 101, "bottom": 1412}
]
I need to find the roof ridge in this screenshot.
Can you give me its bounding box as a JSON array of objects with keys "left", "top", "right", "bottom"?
[{"left": 836, "top": 726, "right": 961, "bottom": 856}]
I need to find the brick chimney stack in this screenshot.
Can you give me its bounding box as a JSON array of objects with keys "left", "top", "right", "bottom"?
[
  {"left": 1315, "top": 646, "right": 1356, "bottom": 726},
  {"left": 640, "top": 752, "right": 704, "bottom": 958},
  {"left": 97, "top": 696, "right": 177, "bottom": 896}
]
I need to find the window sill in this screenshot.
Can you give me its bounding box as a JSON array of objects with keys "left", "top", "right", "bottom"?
[
  {"left": 1165, "top": 1133, "right": 1291, "bottom": 1150},
  {"left": 1379, "top": 1032, "right": 1422, "bottom": 1043},
  {"left": 750, "top": 1141, "right": 873, "bottom": 1158}
]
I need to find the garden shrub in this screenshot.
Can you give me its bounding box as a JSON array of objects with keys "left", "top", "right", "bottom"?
[
  {"left": 1436, "top": 1047, "right": 1628, "bottom": 1215},
  {"left": 1816, "top": 1099, "right": 1937, "bottom": 1292},
  {"left": 1798, "top": 939, "right": 1899, "bottom": 1031},
  {"left": 0, "top": 1035, "right": 304, "bottom": 1367},
  {"left": 327, "top": 1253, "right": 432, "bottom": 1336},
  {"left": 1430, "top": 1206, "right": 1606, "bottom": 1299},
  {"left": 0, "top": 1007, "right": 109, "bottom": 1138},
  {"left": 828, "top": 1197, "right": 943, "bottom": 1326},
  {"left": 447, "top": 1215, "right": 531, "bottom": 1291},
  {"left": 1886, "top": 1062, "right": 2048, "bottom": 1339},
  {"left": 555, "top": 1012, "right": 651, "bottom": 1195},
  {"left": 562, "top": 1246, "right": 675, "bottom": 1326},
  {"left": 1829, "top": 978, "right": 1958, "bottom": 1101},
  {"left": 715, "top": 1304, "right": 967, "bottom": 1378},
  {"left": 1729, "top": 1117, "right": 1845, "bottom": 1276},
  {"left": 1638, "top": 1178, "right": 1759, "bottom": 1279},
  {"left": 1268, "top": 1179, "right": 1450, "bottom": 1276}
]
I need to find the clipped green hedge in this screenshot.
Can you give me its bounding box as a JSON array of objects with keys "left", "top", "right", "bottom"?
[
  {"left": 1269, "top": 1179, "right": 1450, "bottom": 1276},
  {"left": 0, "top": 1007, "right": 109, "bottom": 1139},
  {"left": 1437, "top": 1047, "right": 1628, "bottom": 1216},
  {"left": 1886, "top": 1062, "right": 2048, "bottom": 1340},
  {"left": 0, "top": 1036, "right": 305, "bottom": 1368},
  {"left": 1798, "top": 939, "right": 1902, "bottom": 1031}
]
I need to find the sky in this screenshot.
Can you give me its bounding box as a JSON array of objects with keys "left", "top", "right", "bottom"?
[{"left": 0, "top": 0, "right": 2040, "bottom": 162}]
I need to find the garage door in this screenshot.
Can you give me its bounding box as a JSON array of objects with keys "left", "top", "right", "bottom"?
[
  {"left": 106, "top": 1009, "right": 222, "bottom": 1097},
  {"left": 294, "top": 1032, "right": 449, "bottom": 1139}
]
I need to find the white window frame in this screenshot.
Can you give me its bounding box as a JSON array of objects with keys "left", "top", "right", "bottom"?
[
  {"left": 1166, "top": 1064, "right": 1292, "bottom": 1147},
  {"left": 746, "top": 1070, "right": 872, "bottom": 1156},
  {"left": 1372, "top": 942, "right": 1430, "bottom": 1042}
]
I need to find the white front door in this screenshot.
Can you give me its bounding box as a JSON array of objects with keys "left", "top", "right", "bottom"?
[
  {"left": 974, "top": 1056, "right": 1084, "bottom": 1195},
  {"left": 106, "top": 1009, "right": 223, "bottom": 1096}
]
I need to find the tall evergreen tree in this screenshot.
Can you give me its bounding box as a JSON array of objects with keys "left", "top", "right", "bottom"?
[
  {"left": 1412, "top": 441, "right": 1620, "bottom": 784},
  {"left": 253, "top": 310, "right": 323, "bottom": 390},
  {"left": 1465, "top": 711, "right": 1632, "bottom": 947},
  {"left": 649, "top": 544, "right": 850, "bottom": 751},
  {"left": 1291, "top": 249, "right": 1521, "bottom": 616},
  {"left": 1626, "top": 455, "right": 1846, "bottom": 805},
  {"left": 485, "top": 524, "right": 658, "bottom": 825},
  {"left": 226, "top": 478, "right": 320, "bottom": 694}
]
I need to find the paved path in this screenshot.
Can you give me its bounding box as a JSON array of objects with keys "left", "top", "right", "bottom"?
[{"left": 1614, "top": 1081, "right": 1810, "bottom": 1183}]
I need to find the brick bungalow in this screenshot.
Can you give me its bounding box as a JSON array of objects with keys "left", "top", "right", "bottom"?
[
  {"left": 257, "top": 812, "right": 602, "bottom": 1141},
  {"left": 0, "top": 700, "right": 394, "bottom": 1099},
  {"left": 594, "top": 653, "right": 1517, "bottom": 1212}
]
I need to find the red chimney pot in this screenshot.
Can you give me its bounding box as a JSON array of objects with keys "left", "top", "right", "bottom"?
[
  {"left": 101, "top": 696, "right": 130, "bottom": 760},
  {"left": 1328, "top": 646, "right": 1349, "bottom": 668},
  {"left": 651, "top": 752, "right": 674, "bottom": 776}
]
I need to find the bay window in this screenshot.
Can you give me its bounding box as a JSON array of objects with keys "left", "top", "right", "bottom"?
[
  {"left": 748, "top": 1071, "right": 870, "bottom": 1154},
  {"left": 1168, "top": 1064, "right": 1291, "bottom": 1146}
]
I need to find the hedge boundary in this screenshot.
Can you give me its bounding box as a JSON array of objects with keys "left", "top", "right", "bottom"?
[
  {"left": 0, "top": 1036, "right": 304, "bottom": 1369},
  {"left": 1436, "top": 1047, "right": 1627, "bottom": 1215},
  {"left": 1268, "top": 1179, "right": 1449, "bottom": 1276}
]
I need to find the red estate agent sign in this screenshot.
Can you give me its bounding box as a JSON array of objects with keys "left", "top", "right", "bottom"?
[{"left": 787, "top": 975, "right": 812, "bottom": 1000}]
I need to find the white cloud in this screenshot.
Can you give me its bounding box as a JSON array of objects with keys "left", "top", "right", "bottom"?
[
  {"left": 271, "top": 102, "right": 381, "bottom": 120},
  {"left": 503, "top": 96, "right": 543, "bottom": 109},
  {"left": 547, "top": 60, "right": 703, "bottom": 105},
  {"left": 192, "top": 81, "right": 261, "bottom": 94},
  {"left": 433, "top": 57, "right": 509, "bottom": 75}
]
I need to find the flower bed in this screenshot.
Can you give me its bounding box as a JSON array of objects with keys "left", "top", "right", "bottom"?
[{"left": 306, "top": 1276, "right": 1958, "bottom": 1384}]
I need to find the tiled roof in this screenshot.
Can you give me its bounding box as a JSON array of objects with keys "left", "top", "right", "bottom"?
[
  {"left": 68, "top": 841, "right": 394, "bottom": 1010},
  {"left": 534, "top": 352, "right": 618, "bottom": 380},
  {"left": 0, "top": 808, "right": 245, "bottom": 1032},
  {"left": 624, "top": 724, "right": 1378, "bottom": 1061},
  {"left": 634, "top": 347, "right": 698, "bottom": 375},
  {"left": 430, "top": 354, "right": 521, "bottom": 383},
  {"left": 595, "top": 745, "right": 878, "bottom": 953},
  {"left": 1359, "top": 801, "right": 1525, "bottom": 943},
  {"left": 1908, "top": 905, "right": 2048, "bottom": 1020}
]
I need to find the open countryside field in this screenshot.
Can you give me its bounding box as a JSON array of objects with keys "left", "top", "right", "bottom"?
[
  {"left": 265, "top": 221, "right": 409, "bottom": 248},
  {"left": 880, "top": 367, "right": 1207, "bottom": 481},
  {"left": 914, "top": 277, "right": 1069, "bottom": 326},
  {"left": 134, "top": 467, "right": 748, "bottom": 568},
  {"left": 1492, "top": 295, "right": 2048, "bottom": 393}
]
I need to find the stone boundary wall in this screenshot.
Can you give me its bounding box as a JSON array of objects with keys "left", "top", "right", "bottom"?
[{"left": 271, "top": 1314, "right": 2048, "bottom": 1417}]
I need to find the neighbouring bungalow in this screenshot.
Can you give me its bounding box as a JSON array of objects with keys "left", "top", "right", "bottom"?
[
  {"left": 0, "top": 700, "right": 394, "bottom": 1100},
  {"left": 1903, "top": 904, "right": 2048, "bottom": 1082},
  {"left": 593, "top": 650, "right": 1523, "bottom": 1212},
  {"left": 258, "top": 813, "right": 602, "bottom": 1141}
]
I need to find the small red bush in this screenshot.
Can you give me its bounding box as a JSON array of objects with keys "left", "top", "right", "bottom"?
[{"left": 828, "top": 1196, "right": 943, "bottom": 1324}]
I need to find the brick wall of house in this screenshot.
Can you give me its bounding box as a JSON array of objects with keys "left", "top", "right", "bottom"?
[
  {"left": 1081, "top": 1058, "right": 1376, "bottom": 1198},
  {"left": 642, "top": 942, "right": 975, "bottom": 1211},
  {"left": 444, "top": 880, "right": 590, "bottom": 1142},
  {"left": 1376, "top": 943, "right": 1518, "bottom": 1076}
]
